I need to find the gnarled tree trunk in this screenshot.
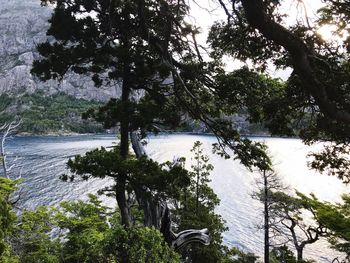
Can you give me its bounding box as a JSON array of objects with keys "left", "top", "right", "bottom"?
[{"left": 130, "top": 131, "right": 211, "bottom": 250}]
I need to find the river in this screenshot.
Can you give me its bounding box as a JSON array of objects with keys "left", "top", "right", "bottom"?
[{"left": 5, "top": 134, "right": 348, "bottom": 262}]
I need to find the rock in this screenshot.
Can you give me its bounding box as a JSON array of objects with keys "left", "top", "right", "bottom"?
[{"left": 0, "top": 0, "right": 119, "bottom": 101}]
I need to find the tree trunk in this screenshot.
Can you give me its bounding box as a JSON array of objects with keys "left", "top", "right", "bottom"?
[
  {"left": 115, "top": 18, "right": 133, "bottom": 225},
  {"left": 116, "top": 68, "right": 132, "bottom": 227},
  {"left": 195, "top": 166, "right": 200, "bottom": 213},
  {"left": 117, "top": 15, "right": 133, "bottom": 262},
  {"left": 1, "top": 126, "right": 8, "bottom": 179},
  {"left": 263, "top": 170, "right": 269, "bottom": 263},
  {"left": 296, "top": 247, "right": 303, "bottom": 262},
  {"left": 114, "top": 2, "right": 134, "bottom": 229},
  {"left": 116, "top": 179, "right": 132, "bottom": 227}
]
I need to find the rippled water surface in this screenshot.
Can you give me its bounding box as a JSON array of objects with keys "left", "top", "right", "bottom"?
[{"left": 7, "top": 134, "right": 348, "bottom": 262}]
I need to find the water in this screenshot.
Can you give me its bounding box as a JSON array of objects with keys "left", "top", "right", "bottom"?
[{"left": 5, "top": 134, "right": 348, "bottom": 262}]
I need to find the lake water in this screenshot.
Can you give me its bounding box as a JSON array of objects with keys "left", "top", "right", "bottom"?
[{"left": 5, "top": 134, "right": 348, "bottom": 262}]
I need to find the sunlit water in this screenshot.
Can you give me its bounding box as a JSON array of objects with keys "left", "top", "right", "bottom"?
[{"left": 6, "top": 134, "right": 348, "bottom": 262}]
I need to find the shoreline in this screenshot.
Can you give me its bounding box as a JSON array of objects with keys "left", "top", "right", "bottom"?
[{"left": 15, "top": 131, "right": 298, "bottom": 140}]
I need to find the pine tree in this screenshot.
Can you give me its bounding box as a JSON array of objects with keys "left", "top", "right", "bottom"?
[
  {"left": 252, "top": 169, "right": 285, "bottom": 263},
  {"left": 173, "top": 141, "right": 229, "bottom": 263},
  {"left": 33, "top": 0, "right": 197, "bottom": 227}
]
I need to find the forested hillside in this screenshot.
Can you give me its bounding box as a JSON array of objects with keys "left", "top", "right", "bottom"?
[{"left": 0, "top": 92, "right": 104, "bottom": 134}]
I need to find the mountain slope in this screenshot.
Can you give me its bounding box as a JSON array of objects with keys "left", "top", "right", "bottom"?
[
  {"left": 0, "top": 0, "right": 122, "bottom": 133},
  {"left": 0, "top": 0, "right": 119, "bottom": 101}
]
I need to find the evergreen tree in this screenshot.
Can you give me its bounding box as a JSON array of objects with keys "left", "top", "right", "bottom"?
[
  {"left": 270, "top": 245, "right": 299, "bottom": 263},
  {"left": 252, "top": 169, "right": 285, "bottom": 263},
  {"left": 173, "top": 141, "right": 229, "bottom": 263},
  {"left": 103, "top": 224, "right": 180, "bottom": 263},
  {"left": 65, "top": 146, "right": 191, "bottom": 227},
  {"left": 32, "top": 0, "right": 197, "bottom": 227},
  {"left": 224, "top": 247, "right": 258, "bottom": 263},
  {"left": 33, "top": 0, "right": 271, "bottom": 174}
]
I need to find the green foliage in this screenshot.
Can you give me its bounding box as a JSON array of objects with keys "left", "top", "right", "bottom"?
[
  {"left": 309, "top": 194, "right": 350, "bottom": 260},
  {"left": 270, "top": 248, "right": 314, "bottom": 263},
  {"left": 267, "top": 191, "right": 330, "bottom": 261},
  {"left": 34, "top": 0, "right": 192, "bottom": 86},
  {"left": 32, "top": 0, "right": 274, "bottom": 175},
  {"left": 0, "top": 94, "right": 14, "bottom": 113},
  {"left": 308, "top": 143, "right": 350, "bottom": 183},
  {"left": 10, "top": 206, "right": 60, "bottom": 263},
  {"left": 83, "top": 95, "right": 185, "bottom": 134},
  {"left": 104, "top": 225, "right": 180, "bottom": 263},
  {"left": 66, "top": 141, "right": 262, "bottom": 262},
  {"left": 0, "top": 92, "right": 103, "bottom": 134},
  {"left": 213, "top": 68, "right": 307, "bottom": 137},
  {"left": 55, "top": 194, "right": 111, "bottom": 262},
  {"left": 209, "top": 18, "right": 282, "bottom": 71},
  {"left": 6, "top": 194, "right": 181, "bottom": 263},
  {"left": 67, "top": 146, "right": 191, "bottom": 200},
  {"left": 26, "top": 0, "right": 350, "bottom": 261},
  {"left": 223, "top": 247, "right": 258, "bottom": 263},
  {"left": 0, "top": 178, "right": 17, "bottom": 263},
  {"left": 173, "top": 141, "right": 233, "bottom": 263},
  {"left": 270, "top": 246, "right": 299, "bottom": 263},
  {"left": 270, "top": 245, "right": 316, "bottom": 263}
]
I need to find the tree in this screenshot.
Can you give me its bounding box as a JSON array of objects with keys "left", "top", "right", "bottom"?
[
  {"left": 8, "top": 194, "right": 181, "bottom": 263},
  {"left": 10, "top": 207, "right": 60, "bottom": 263},
  {"left": 190, "top": 141, "right": 215, "bottom": 214},
  {"left": 224, "top": 247, "right": 258, "bottom": 263},
  {"left": 0, "top": 121, "right": 23, "bottom": 262},
  {"left": 252, "top": 169, "right": 286, "bottom": 263},
  {"left": 57, "top": 195, "right": 181, "bottom": 263},
  {"left": 54, "top": 194, "right": 111, "bottom": 263},
  {"left": 32, "top": 0, "right": 199, "bottom": 227},
  {"left": 212, "top": 0, "right": 350, "bottom": 123},
  {"left": 32, "top": 7, "right": 273, "bottom": 261},
  {"left": 308, "top": 194, "right": 350, "bottom": 261},
  {"left": 269, "top": 191, "right": 328, "bottom": 261},
  {"left": 172, "top": 141, "right": 229, "bottom": 263},
  {"left": 209, "top": 0, "right": 350, "bottom": 181},
  {"left": 270, "top": 245, "right": 299, "bottom": 263},
  {"left": 33, "top": 0, "right": 271, "bottom": 177},
  {"left": 103, "top": 225, "right": 180, "bottom": 263},
  {"left": 65, "top": 146, "right": 191, "bottom": 220},
  {"left": 0, "top": 120, "right": 21, "bottom": 180},
  {"left": 0, "top": 178, "right": 17, "bottom": 263}
]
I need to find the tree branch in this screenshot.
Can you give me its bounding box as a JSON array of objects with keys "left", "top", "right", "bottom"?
[{"left": 240, "top": 0, "right": 350, "bottom": 124}]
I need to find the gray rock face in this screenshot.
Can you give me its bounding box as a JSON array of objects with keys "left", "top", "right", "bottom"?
[{"left": 0, "top": 0, "right": 119, "bottom": 101}]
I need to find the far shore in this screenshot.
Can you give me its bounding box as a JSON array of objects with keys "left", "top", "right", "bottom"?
[{"left": 15, "top": 130, "right": 299, "bottom": 140}]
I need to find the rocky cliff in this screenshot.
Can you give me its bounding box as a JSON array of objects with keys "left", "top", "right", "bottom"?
[{"left": 0, "top": 0, "right": 119, "bottom": 101}]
